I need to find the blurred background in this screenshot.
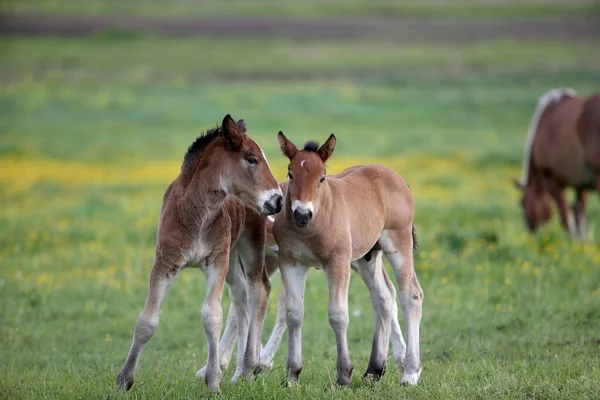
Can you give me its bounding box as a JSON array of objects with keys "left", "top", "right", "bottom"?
[{"left": 1, "top": 1, "right": 600, "bottom": 398}]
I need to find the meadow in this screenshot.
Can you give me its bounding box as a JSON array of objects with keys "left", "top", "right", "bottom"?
[{"left": 1, "top": 5, "right": 600, "bottom": 399}]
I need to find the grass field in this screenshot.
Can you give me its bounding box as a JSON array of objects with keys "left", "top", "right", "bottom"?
[{"left": 1, "top": 6, "right": 600, "bottom": 399}]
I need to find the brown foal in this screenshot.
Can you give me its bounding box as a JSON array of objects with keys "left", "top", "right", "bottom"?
[
  {"left": 273, "top": 132, "right": 423, "bottom": 386},
  {"left": 115, "top": 115, "right": 283, "bottom": 393},
  {"left": 197, "top": 212, "right": 409, "bottom": 380},
  {"left": 514, "top": 89, "right": 600, "bottom": 239}
]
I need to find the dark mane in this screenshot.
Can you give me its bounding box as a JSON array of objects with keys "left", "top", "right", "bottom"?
[
  {"left": 303, "top": 140, "right": 320, "bottom": 152},
  {"left": 182, "top": 126, "right": 222, "bottom": 171}
]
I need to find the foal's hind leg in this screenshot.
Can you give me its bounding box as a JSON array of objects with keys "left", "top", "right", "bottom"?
[
  {"left": 116, "top": 259, "right": 180, "bottom": 390},
  {"left": 379, "top": 229, "right": 423, "bottom": 386},
  {"left": 224, "top": 253, "right": 250, "bottom": 382},
  {"left": 382, "top": 264, "right": 407, "bottom": 370},
  {"left": 240, "top": 216, "right": 272, "bottom": 379},
  {"left": 259, "top": 284, "right": 287, "bottom": 370},
  {"left": 353, "top": 250, "right": 393, "bottom": 381}
]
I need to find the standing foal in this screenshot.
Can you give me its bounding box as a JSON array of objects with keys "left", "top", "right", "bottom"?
[
  {"left": 274, "top": 132, "right": 423, "bottom": 386},
  {"left": 196, "top": 213, "right": 409, "bottom": 379},
  {"left": 115, "top": 114, "right": 283, "bottom": 392}
]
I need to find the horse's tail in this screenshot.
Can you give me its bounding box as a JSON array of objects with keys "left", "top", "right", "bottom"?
[
  {"left": 412, "top": 222, "right": 419, "bottom": 252},
  {"left": 519, "top": 88, "right": 577, "bottom": 186}
]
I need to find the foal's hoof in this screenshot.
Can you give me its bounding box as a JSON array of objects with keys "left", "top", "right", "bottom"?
[
  {"left": 400, "top": 366, "right": 421, "bottom": 386},
  {"left": 281, "top": 378, "right": 296, "bottom": 388},
  {"left": 336, "top": 376, "right": 352, "bottom": 387},
  {"left": 231, "top": 371, "right": 243, "bottom": 383},
  {"left": 115, "top": 372, "right": 134, "bottom": 391},
  {"left": 257, "top": 358, "right": 274, "bottom": 371},
  {"left": 363, "top": 363, "right": 386, "bottom": 381}
]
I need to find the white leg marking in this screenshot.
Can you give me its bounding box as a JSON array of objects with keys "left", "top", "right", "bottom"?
[
  {"left": 280, "top": 262, "right": 309, "bottom": 382},
  {"left": 259, "top": 286, "right": 287, "bottom": 369},
  {"left": 201, "top": 262, "right": 227, "bottom": 391},
  {"left": 380, "top": 230, "right": 422, "bottom": 386},
  {"left": 227, "top": 267, "right": 249, "bottom": 382},
  {"left": 354, "top": 251, "right": 393, "bottom": 377},
  {"left": 116, "top": 267, "right": 177, "bottom": 390}
]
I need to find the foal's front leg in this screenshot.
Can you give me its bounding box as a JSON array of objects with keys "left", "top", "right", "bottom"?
[
  {"left": 201, "top": 252, "right": 229, "bottom": 392},
  {"left": 325, "top": 259, "right": 354, "bottom": 386},
  {"left": 279, "top": 257, "right": 309, "bottom": 383}
]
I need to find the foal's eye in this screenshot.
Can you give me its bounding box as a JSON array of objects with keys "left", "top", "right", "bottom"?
[
  {"left": 319, "top": 176, "right": 325, "bottom": 183},
  {"left": 246, "top": 157, "right": 258, "bottom": 165},
  {"left": 288, "top": 171, "right": 294, "bottom": 180}
]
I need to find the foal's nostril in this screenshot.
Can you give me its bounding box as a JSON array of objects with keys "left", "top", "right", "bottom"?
[{"left": 275, "top": 195, "right": 283, "bottom": 213}]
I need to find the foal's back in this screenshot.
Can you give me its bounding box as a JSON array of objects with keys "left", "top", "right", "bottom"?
[
  {"left": 315, "top": 164, "right": 414, "bottom": 260},
  {"left": 330, "top": 163, "right": 413, "bottom": 227}
]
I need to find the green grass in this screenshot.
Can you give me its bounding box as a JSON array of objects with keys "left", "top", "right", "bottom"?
[
  {"left": 3, "top": 0, "right": 598, "bottom": 19},
  {"left": 1, "top": 32, "right": 600, "bottom": 399}
]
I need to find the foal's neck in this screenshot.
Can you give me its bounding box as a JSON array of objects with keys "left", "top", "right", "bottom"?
[{"left": 180, "top": 157, "right": 228, "bottom": 227}]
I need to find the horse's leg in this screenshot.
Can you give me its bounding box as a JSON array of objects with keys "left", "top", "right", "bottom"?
[
  {"left": 116, "top": 259, "right": 179, "bottom": 390},
  {"left": 196, "top": 252, "right": 243, "bottom": 379},
  {"left": 259, "top": 284, "right": 287, "bottom": 370},
  {"left": 226, "top": 254, "right": 250, "bottom": 382},
  {"left": 381, "top": 263, "right": 407, "bottom": 371},
  {"left": 548, "top": 181, "right": 576, "bottom": 238},
  {"left": 241, "top": 219, "right": 271, "bottom": 379},
  {"left": 574, "top": 189, "right": 588, "bottom": 241},
  {"left": 325, "top": 260, "right": 354, "bottom": 386},
  {"left": 279, "top": 257, "right": 309, "bottom": 384},
  {"left": 353, "top": 250, "right": 393, "bottom": 381},
  {"left": 195, "top": 301, "right": 238, "bottom": 379},
  {"left": 380, "top": 229, "right": 423, "bottom": 386},
  {"left": 200, "top": 253, "right": 229, "bottom": 392}
]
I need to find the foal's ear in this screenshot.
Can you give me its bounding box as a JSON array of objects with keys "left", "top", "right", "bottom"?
[
  {"left": 236, "top": 119, "right": 247, "bottom": 135},
  {"left": 511, "top": 178, "right": 524, "bottom": 191},
  {"left": 278, "top": 131, "right": 298, "bottom": 159},
  {"left": 222, "top": 114, "right": 243, "bottom": 148},
  {"left": 317, "top": 134, "right": 336, "bottom": 162}
]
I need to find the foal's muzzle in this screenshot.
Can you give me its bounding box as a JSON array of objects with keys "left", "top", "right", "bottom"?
[
  {"left": 262, "top": 193, "right": 283, "bottom": 216},
  {"left": 293, "top": 209, "right": 313, "bottom": 228}
]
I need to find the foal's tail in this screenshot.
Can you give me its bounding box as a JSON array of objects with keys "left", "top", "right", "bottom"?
[
  {"left": 406, "top": 181, "right": 419, "bottom": 252},
  {"left": 412, "top": 222, "right": 419, "bottom": 252}
]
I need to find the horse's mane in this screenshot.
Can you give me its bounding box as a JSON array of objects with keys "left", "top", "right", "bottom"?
[
  {"left": 519, "top": 88, "right": 577, "bottom": 186},
  {"left": 182, "top": 126, "right": 222, "bottom": 174}
]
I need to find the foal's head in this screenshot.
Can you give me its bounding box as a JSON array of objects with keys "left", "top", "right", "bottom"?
[
  {"left": 277, "top": 132, "right": 336, "bottom": 228},
  {"left": 186, "top": 114, "right": 283, "bottom": 215},
  {"left": 513, "top": 179, "right": 553, "bottom": 232}
]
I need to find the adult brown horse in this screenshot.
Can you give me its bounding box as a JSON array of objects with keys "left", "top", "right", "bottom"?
[
  {"left": 274, "top": 133, "right": 423, "bottom": 386},
  {"left": 514, "top": 89, "right": 600, "bottom": 240},
  {"left": 115, "top": 115, "right": 283, "bottom": 393}
]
